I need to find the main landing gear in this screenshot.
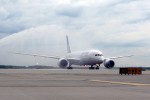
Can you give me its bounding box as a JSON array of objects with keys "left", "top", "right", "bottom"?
[
  {"left": 67, "top": 67, "right": 73, "bottom": 69},
  {"left": 89, "top": 65, "right": 95, "bottom": 70},
  {"left": 67, "top": 64, "right": 73, "bottom": 69},
  {"left": 89, "top": 64, "right": 100, "bottom": 70}
]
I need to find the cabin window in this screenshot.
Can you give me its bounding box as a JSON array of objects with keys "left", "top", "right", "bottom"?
[{"left": 95, "top": 54, "right": 102, "bottom": 56}]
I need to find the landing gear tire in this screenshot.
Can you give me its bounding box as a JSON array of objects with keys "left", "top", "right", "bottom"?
[
  {"left": 96, "top": 66, "right": 99, "bottom": 70},
  {"left": 89, "top": 66, "right": 95, "bottom": 70},
  {"left": 67, "top": 67, "right": 73, "bottom": 69}
]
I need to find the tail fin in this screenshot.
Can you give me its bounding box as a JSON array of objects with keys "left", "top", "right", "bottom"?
[{"left": 66, "top": 35, "right": 71, "bottom": 53}]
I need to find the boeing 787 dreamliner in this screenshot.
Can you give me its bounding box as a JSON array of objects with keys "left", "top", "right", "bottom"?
[{"left": 14, "top": 35, "right": 133, "bottom": 70}]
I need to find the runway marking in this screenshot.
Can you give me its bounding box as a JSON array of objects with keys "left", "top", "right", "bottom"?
[{"left": 90, "top": 80, "right": 150, "bottom": 86}]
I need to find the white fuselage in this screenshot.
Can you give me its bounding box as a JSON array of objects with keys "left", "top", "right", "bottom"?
[{"left": 65, "top": 50, "right": 104, "bottom": 66}]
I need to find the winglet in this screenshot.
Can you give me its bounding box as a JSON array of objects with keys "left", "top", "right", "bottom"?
[{"left": 66, "top": 35, "right": 71, "bottom": 53}]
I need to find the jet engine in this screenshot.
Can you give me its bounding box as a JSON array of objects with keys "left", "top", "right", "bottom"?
[
  {"left": 58, "top": 58, "right": 70, "bottom": 68},
  {"left": 104, "top": 59, "right": 115, "bottom": 69}
]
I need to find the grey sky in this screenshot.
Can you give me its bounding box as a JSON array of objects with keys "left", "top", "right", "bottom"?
[{"left": 0, "top": 0, "right": 150, "bottom": 67}]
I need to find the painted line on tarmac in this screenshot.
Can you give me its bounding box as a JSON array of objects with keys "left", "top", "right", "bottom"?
[{"left": 90, "top": 80, "right": 150, "bottom": 86}]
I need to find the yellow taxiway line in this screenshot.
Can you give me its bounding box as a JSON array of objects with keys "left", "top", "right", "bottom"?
[{"left": 90, "top": 80, "right": 150, "bottom": 86}]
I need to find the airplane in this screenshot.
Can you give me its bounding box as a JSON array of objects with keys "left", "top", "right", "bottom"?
[{"left": 13, "top": 35, "right": 133, "bottom": 70}]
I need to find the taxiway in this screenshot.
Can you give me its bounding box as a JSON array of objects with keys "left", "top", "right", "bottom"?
[{"left": 0, "top": 69, "right": 149, "bottom": 100}]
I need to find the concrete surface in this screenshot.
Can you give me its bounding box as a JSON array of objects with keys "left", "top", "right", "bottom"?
[{"left": 0, "top": 69, "right": 149, "bottom": 100}]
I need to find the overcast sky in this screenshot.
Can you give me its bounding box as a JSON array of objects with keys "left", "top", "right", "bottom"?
[{"left": 0, "top": 0, "right": 150, "bottom": 67}]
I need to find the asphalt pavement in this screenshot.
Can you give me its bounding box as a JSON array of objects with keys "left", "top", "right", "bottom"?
[{"left": 0, "top": 69, "right": 149, "bottom": 100}]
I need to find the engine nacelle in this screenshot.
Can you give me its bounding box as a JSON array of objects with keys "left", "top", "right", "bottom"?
[
  {"left": 104, "top": 59, "right": 115, "bottom": 69},
  {"left": 58, "top": 58, "right": 70, "bottom": 68}
]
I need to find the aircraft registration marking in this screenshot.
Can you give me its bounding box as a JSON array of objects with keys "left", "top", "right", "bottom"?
[{"left": 90, "top": 80, "right": 150, "bottom": 86}]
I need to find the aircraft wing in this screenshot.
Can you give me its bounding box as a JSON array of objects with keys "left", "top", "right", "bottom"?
[
  {"left": 108, "top": 55, "right": 134, "bottom": 59},
  {"left": 12, "top": 52, "right": 60, "bottom": 59}
]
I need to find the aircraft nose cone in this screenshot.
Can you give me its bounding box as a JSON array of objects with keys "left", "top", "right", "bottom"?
[
  {"left": 99, "top": 56, "right": 104, "bottom": 63},
  {"left": 100, "top": 56, "right": 104, "bottom": 60}
]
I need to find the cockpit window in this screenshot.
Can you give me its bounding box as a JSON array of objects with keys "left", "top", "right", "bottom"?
[{"left": 95, "top": 54, "right": 102, "bottom": 56}]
